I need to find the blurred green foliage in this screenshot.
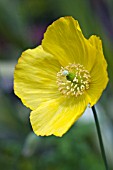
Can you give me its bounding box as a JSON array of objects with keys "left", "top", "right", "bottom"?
[{"left": 0, "top": 0, "right": 113, "bottom": 170}]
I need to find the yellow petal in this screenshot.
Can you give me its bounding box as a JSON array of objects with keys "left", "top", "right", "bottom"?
[
  {"left": 30, "top": 95, "right": 89, "bottom": 137},
  {"left": 86, "top": 35, "right": 109, "bottom": 106},
  {"left": 89, "top": 35, "right": 107, "bottom": 69},
  {"left": 14, "top": 45, "right": 61, "bottom": 110},
  {"left": 87, "top": 57, "right": 109, "bottom": 107},
  {"left": 42, "top": 16, "right": 97, "bottom": 71}
]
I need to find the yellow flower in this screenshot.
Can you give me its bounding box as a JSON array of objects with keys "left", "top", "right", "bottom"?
[{"left": 14, "top": 16, "right": 108, "bottom": 137}]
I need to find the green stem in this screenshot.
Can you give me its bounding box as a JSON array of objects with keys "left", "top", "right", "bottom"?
[{"left": 92, "top": 106, "right": 109, "bottom": 170}]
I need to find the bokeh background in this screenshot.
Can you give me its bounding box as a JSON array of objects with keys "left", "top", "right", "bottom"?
[{"left": 0, "top": 0, "right": 113, "bottom": 170}]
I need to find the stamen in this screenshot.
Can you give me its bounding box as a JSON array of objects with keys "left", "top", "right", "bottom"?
[{"left": 56, "top": 63, "right": 91, "bottom": 97}]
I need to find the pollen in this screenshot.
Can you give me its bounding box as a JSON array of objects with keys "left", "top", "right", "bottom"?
[{"left": 57, "top": 63, "right": 91, "bottom": 97}]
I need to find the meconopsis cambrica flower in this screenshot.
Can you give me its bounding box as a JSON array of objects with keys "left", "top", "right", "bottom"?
[{"left": 14, "top": 17, "right": 109, "bottom": 137}]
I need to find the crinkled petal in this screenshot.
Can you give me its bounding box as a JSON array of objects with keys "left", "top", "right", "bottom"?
[
  {"left": 30, "top": 95, "right": 89, "bottom": 137},
  {"left": 87, "top": 56, "right": 109, "bottom": 106},
  {"left": 14, "top": 45, "right": 61, "bottom": 110},
  {"left": 89, "top": 35, "right": 107, "bottom": 69},
  {"left": 42, "top": 16, "right": 97, "bottom": 71},
  {"left": 86, "top": 35, "right": 109, "bottom": 106}
]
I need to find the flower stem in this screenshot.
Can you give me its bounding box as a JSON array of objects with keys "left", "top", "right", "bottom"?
[{"left": 92, "top": 106, "right": 109, "bottom": 170}]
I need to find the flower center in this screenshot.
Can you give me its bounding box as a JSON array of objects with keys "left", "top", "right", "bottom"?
[{"left": 57, "top": 63, "right": 91, "bottom": 97}]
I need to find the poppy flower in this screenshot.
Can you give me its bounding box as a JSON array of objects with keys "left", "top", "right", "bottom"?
[{"left": 14, "top": 17, "right": 108, "bottom": 137}]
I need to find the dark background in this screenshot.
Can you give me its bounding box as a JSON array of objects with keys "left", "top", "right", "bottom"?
[{"left": 0, "top": 0, "right": 113, "bottom": 170}]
